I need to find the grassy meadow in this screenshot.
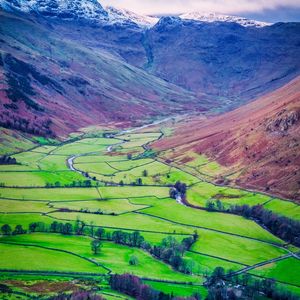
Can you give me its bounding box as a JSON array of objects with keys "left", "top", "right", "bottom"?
[{"left": 0, "top": 126, "right": 299, "bottom": 299}]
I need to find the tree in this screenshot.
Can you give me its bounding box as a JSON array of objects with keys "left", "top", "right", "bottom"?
[
  {"left": 95, "top": 227, "right": 105, "bottom": 240},
  {"left": 13, "top": 225, "right": 26, "bottom": 235},
  {"left": 1, "top": 224, "right": 12, "bottom": 235},
  {"left": 127, "top": 153, "right": 132, "bottom": 160},
  {"left": 129, "top": 255, "right": 139, "bottom": 266},
  {"left": 136, "top": 178, "right": 143, "bottom": 185},
  {"left": 29, "top": 222, "right": 38, "bottom": 233},
  {"left": 206, "top": 200, "right": 215, "bottom": 212},
  {"left": 62, "top": 223, "right": 73, "bottom": 235},
  {"left": 142, "top": 170, "right": 148, "bottom": 177},
  {"left": 91, "top": 239, "right": 102, "bottom": 255}
]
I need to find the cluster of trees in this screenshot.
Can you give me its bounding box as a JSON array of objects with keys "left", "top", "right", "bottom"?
[
  {"left": 111, "top": 230, "right": 145, "bottom": 248},
  {"left": 207, "top": 201, "right": 300, "bottom": 246},
  {"left": 170, "top": 181, "right": 187, "bottom": 200},
  {"left": 45, "top": 180, "right": 92, "bottom": 188},
  {"left": 51, "top": 291, "right": 104, "bottom": 300},
  {"left": 0, "top": 155, "right": 17, "bottom": 165},
  {"left": 205, "top": 200, "right": 225, "bottom": 212},
  {"left": 149, "top": 235, "right": 199, "bottom": 274},
  {"left": 1, "top": 224, "right": 26, "bottom": 235},
  {"left": 50, "top": 221, "right": 73, "bottom": 235},
  {"left": 110, "top": 274, "right": 201, "bottom": 300},
  {"left": 205, "top": 267, "right": 299, "bottom": 300}
]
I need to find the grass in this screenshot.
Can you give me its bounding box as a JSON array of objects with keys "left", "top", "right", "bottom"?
[
  {"left": 184, "top": 252, "right": 243, "bottom": 274},
  {"left": 135, "top": 197, "right": 283, "bottom": 243},
  {"left": 0, "top": 187, "right": 100, "bottom": 201},
  {"left": 250, "top": 258, "right": 300, "bottom": 287},
  {"left": 48, "top": 211, "right": 193, "bottom": 234},
  {"left": 1, "top": 129, "right": 299, "bottom": 296},
  {"left": 0, "top": 242, "right": 104, "bottom": 274},
  {"left": 0, "top": 171, "right": 86, "bottom": 187},
  {"left": 100, "top": 186, "right": 169, "bottom": 199},
  {"left": 145, "top": 281, "right": 207, "bottom": 298},
  {"left": 52, "top": 144, "right": 108, "bottom": 156},
  {"left": 264, "top": 199, "right": 300, "bottom": 221},
  {"left": 190, "top": 231, "right": 286, "bottom": 266},
  {"left": 0, "top": 200, "right": 50, "bottom": 213},
  {"left": 75, "top": 162, "right": 117, "bottom": 175},
  {"left": 0, "top": 213, "right": 53, "bottom": 228},
  {"left": 187, "top": 182, "right": 271, "bottom": 208},
  {"left": 108, "top": 158, "right": 153, "bottom": 171},
  {"left": 0, "top": 234, "right": 199, "bottom": 282},
  {"left": 51, "top": 199, "right": 148, "bottom": 214}
]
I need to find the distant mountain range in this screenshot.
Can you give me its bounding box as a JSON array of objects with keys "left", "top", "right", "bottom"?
[{"left": 0, "top": 0, "right": 299, "bottom": 136}]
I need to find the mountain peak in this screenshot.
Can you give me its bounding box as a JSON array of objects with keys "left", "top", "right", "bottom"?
[
  {"left": 106, "top": 6, "right": 158, "bottom": 28},
  {"left": 180, "top": 12, "right": 271, "bottom": 27},
  {"left": 0, "top": 0, "right": 108, "bottom": 21}
]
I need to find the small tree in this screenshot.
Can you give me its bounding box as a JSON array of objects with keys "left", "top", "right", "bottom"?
[
  {"left": 129, "top": 255, "right": 139, "bottom": 266},
  {"left": 1, "top": 224, "right": 12, "bottom": 235},
  {"left": 127, "top": 153, "right": 132, "bottom": 160},
  {"left": 91, "top": 239, "right": 102, "bottom": 255},
  {"left": 142, "top": 170, "right": 148, "bottom": 177},
  {"left": 13, "top": 225, "right": 26, "bottom": 235},
  {"left": 95, "top": 227, "right": 105, "bottom": 240}
]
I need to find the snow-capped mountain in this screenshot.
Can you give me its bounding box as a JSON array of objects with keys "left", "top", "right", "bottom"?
[
  {"left": 106, "top": 6, "right": 158, "bottom": 28},
  {"left": 0, "top": 0, "right": 108, "bottom": 21},
  {"left": 180, "top": 12, "right": 271, "bottom": 27},
  {"left": 0, "top": 0, "right": 272, "bottom": 28}
]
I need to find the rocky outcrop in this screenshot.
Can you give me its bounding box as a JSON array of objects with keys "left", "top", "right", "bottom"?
[{"left": 266, "top": 110, "right": 299, "bottom": 133}]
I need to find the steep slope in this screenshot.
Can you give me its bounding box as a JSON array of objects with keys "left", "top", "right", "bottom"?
[
  {"left": 0, "top": 10, "right": 203, "bottom": 136},
  {"left": 141, "top": 18, "right": 300, "bottom": 107},
  {"left": 154, "top": 77, "right": 300, "bottom": 201}
]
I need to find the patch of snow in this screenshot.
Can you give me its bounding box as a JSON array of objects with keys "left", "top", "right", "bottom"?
[
  {"left": 0, "top": 0, "right": 108, "bottom": 21},
  {"left": 180, "top": 12, "right": 271, "bottom": 27},
  {"left": 106, "top": 6, "right": 158, "bottom": 28}
]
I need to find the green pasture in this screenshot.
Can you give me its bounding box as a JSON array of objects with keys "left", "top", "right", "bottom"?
[
  {"left": 133, "top": 197, "right": 283, "bottom": 243},
  {"left": 0, "top": 187, "right": 100, "bottom": 201},
  {"left": 75, "top": 162, "right": 117, "bottom": 176},
  {"left": 250, "top": 258, "right": 300, "bottom": 287},
  {"left": 184, "top": 252, "right": 243, "bottom": 274},
  {"left": 0, "top": 234, "right": 199, "bottom": 282},
  {"left": 0, "top": 242, "right": 104, "bottom": 274},
  {"left": 51, "top": 199, "right": 148, "bottom": 214},
  {"left": 264, "top": 199, "right": 300, "bottom": 221},
  {"left": 48, "top": 211, "right": 193, "bottom": 234},
  {"left": 145, "top": 281, "right": 207, "bottom": 298},
  {"left": 190, "top": 231, "right": 286, "bottom": 266},
  {"left": 74, "top": 154, "right": 127, "bottom": 164},
  {"left": 100, "top": 186, "right": 169, "bottom": 199},
  {"left": 0, "top": 171, "right": 86, "bottom": 187},
  {"left": 0, "top": 200, "right": 50, "bottom": 213}
]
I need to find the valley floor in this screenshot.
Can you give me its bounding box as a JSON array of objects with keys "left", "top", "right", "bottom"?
[{"left": 0, "top": 120, "right": 299, "bottom": 299}]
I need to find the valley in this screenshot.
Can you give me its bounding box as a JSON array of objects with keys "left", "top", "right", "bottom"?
[
  {"left": 0, "top": 0, "right": 300, "bottom": 299},
  {"left": 0, "top": 120, "right": 299, "bottom": 299}
]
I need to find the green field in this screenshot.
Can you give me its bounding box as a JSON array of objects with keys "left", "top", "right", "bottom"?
[
  {"left": 250, "top": 258, "right": 300, "bottom": 287},
  {"left": 0, "top": 242, "right": 104, "bottom": 274},
  {"left": 264, "top": 199, "right": 300, "bottom": 221},
  {"left": 0, "top": 126, "right": 299, "bottom": 299}
]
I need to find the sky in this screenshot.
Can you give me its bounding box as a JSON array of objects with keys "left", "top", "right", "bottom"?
[{"left": 100, "top": 0, "right": 300, "bottom": 22}]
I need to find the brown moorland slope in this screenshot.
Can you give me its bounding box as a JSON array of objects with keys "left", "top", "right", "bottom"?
[{"left": 154, "top": 76, "right": 300, "bottom": 202}]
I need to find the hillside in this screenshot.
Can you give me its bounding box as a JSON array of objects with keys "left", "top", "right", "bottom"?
[
  {"left": 154, "top": 77, "right": 300, "bottom": 201},
  {"left": 0, "top": 10, "right": 204, "bottom": 137},
  {"left": 0, "top": 0, "right": 300, "bottom": 138}
]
